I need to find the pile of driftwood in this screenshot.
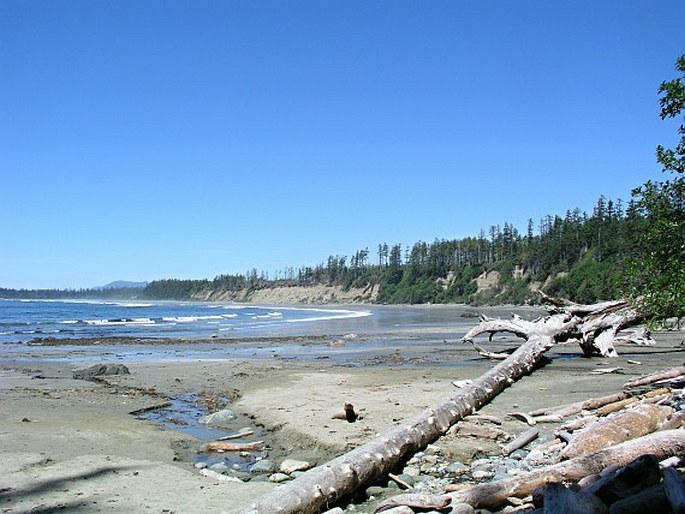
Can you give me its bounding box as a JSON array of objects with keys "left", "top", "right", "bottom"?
[
  {"left": 376, "top": 367, "right": 685, "bottom": 513},
  {"left": 238, "top": 295, "right": 681, "bottom": 514}
]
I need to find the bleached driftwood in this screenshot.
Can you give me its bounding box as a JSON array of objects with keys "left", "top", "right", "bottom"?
[
  {"left": 502, "top": 427, "right": 539, "bottom": 456},
  {"left": 463, "top": 293, "right": 652, "bottom": 358},
  {"left": 204, "top": 440, "right": 264, "bottom": 452},
  {"left": 239, "top": 309, "right": 577, "bottom": 514},
  {"left": 453, "top": 422, "right": 511, "bottom": 441},
  {"left": 376, "top": 430, "right": 685, "bottom": 512},
  {"left": 559, "top": 404, "right": 672, "bottom": 460},
  {"left": 623, "top": 367, "right": 685, "bottom": 389}
]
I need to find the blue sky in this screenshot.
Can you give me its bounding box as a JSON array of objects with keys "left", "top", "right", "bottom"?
[{"left": 1, "top": 1, "right": 683, "bottom": 289}]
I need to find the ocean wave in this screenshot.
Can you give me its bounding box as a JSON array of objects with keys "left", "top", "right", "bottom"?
[
  {"left": 161, "top": 315, "right": 225, "bottom": 323},
  {"left": 251, "top": 312, "right": 283, "bottom": 319},
  {"left": 104, "top": 302, "right": 155, "bottom": 308},
  {"left": 285, "top": 309, "right": 372, "bottom": 323},
  {"left": 84, "top": 318, "right": 155, "bottom": 326}
]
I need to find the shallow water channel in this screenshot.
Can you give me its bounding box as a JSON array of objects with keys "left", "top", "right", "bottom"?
[{"left": 136, "top": 393, "right": 269, "bottom": 475}]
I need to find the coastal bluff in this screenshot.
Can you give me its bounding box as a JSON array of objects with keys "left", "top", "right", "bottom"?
[{"left": 191, "top": 283, "right": 380, "bottom": 304}]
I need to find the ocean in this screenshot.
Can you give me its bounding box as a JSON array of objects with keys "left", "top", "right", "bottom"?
[
  {"left": 0, "top": 299, "right": 373, "bottom": 344},
  {"left": 0, "top": 298, "right": 541, "bottom": 364}
]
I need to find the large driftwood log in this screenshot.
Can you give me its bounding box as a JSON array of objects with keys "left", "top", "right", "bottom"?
[
  {"left": 464, "top": 293, "right": 652, "bottom": 357},
  {"left": 239, "top": 314, "right": 578, "bottom": 514},
  {"left": 376, "top": 430, "right": 685, "bottom": 512},
  {"left": 560, "top": 404, "right": 672, "bottom": 460}
]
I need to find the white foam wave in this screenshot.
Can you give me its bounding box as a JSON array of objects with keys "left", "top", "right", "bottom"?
[
  {"left": 251, "top": 312, "right": 283, "bottom": 319},
  {"left": 105, "top": 302, "right": 155, "bottom": 308},
  {"left": 161, "top": 315, "right": 225, "bottom": 323},
  {"left": 285, "top": 309, "right": 372, "bottom": 323},
  {"left": 85, "top": 318, "right": 155, "bottom": 326}
]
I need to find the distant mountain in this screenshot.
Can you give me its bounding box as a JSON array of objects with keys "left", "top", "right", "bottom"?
[{"left": 98, "top": 280, "right": 148, "bottom": 290}]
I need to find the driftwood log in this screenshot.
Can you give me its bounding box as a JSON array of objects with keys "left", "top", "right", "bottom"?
[
  {"left": 376, "top": 430, "right": 685, "bottom": 512},
  {"left": 465, "top": 292, "right": 653, "bottom": 357},
  {"left": 559, "top": 404, "right": 672, "bottom": 460},
  {"left": 239, "top": 306, "right": 589, "bottom": 514}
]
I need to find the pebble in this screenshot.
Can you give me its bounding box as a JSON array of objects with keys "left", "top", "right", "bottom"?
[
  {"left": 402, "top": 465, "right": 421, "bottom": 477},
  {"left": 269, "top": 472, "right": 291, "bottom": 483},
  {"left": 280, "top": 459, "right": 311, "bottom": 474},
  {"left": 209, "top": 462, "right": 229, "bottom": 473},
  {"left": 250, "top": 459, "right": 275, "bottom": 474},
  {"left": 471, "top": 469, "right": 494, "bottom": 480},
  {"left": 198, "top": 408, "right": 236, "bottom": 427},
  {"left": 199, "top": 468, "right": 242, "bottom": 482},
  {"left": 445, "top": 462, "right": 469, "bottom": 476}
]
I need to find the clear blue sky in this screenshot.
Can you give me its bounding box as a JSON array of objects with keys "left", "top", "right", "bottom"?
[{"left": 1, "top": 1, "right": 683, "bottom": 289}]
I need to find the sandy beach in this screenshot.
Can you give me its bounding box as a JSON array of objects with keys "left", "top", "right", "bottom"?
[{"left": 1, "top": 306, "right": 684, "bottom": 513}]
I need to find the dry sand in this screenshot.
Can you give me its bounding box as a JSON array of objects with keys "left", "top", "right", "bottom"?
[{"left": 1, "top": 320, "right": 684, "bottom": 513}]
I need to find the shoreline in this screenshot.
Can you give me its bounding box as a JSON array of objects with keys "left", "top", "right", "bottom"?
[{"left": 1, "top": 313, "right": 683, "bottom": 513}]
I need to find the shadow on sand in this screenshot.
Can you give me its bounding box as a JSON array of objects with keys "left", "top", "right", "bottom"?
[{"left": 0, "top": 463, "right": 141, "bottom": 513}]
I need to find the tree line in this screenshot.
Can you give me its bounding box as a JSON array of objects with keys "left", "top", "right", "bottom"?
[{"left": 133, "top": 192, "right": 642, "bottom": 306}]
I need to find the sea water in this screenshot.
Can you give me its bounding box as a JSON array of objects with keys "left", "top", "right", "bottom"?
[{"left": 0, "top": 298, "right": 372, "bottom": 344}]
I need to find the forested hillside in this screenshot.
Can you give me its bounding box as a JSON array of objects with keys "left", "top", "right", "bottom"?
[{"left": 139, "top": 194, "right": 644, "bottom": 306}]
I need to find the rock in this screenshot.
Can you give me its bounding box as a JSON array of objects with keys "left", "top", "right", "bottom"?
[
  {"left": 445, "top": 462, "right": 470, "bottom": 476},
  {"left": 366, "top": 485, "right": 389, "bottom": 498},
  {"left": 209, "top": 462, "right": 229, "bottom": 473},
  {"left": 199, "top": 468, "right": 242, "bottom": 482},
  {"left": 198, "top": 408, "right": 236, "bottom": 427},
  {"left": 194, "top": 462, "right": 208, "bottom": 469},
  {"left": 422, "top": 454, "right": 439, "bottom": 464},
  {"left": 73, "top": 363, "right": 130, "bottom": 381},
  {"left": 269, "top": 472, "right": 291, "bottom": 483},
  {"left": 472, "top": 469, "right": 494, "bottom": 480},
  {"left": 379, "top": 507, "right": 414, "bottom": 514},
  {"left": 403, "top": 465, "right": 421, "bottom": 477},
  {"left": 250, "top": 459, "right": 275, "bottom": 474},
  {"left": 451, "top": 504, "right": 476, "bottom": 514},
  {"left": 280, "top": 459, "right": 311, "bottom": 474}
]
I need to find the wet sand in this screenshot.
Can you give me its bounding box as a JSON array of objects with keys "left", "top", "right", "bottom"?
[{"left": 1, "top": 309, "right": 684, "bottom": 513}]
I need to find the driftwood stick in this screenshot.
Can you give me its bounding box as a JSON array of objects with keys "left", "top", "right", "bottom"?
[
  {"left": 560, "top": 414, "right": 598, "bottom": 432},
  {"left": 204, "top": 441, "right": 264, "bottom": 452},
  {"left": 623, "top": 367, "right": 685, "bottom": 389},
  {"left": 217, "top": 428, "right": 254, "bottom": 441},
  {"left": 508, "top": 411, "right": 537, "bottom": 426},
  {"left": 582, "top": 392, "right": 630, "bottom": 411},
  {"left": 595, "top": 397, "right": 639, "bottom": 416},
  {"left": 463, "top": 413, "right": 503, "bottom": 425},
  {"left": 502, "top": 427, "right": 539, "bottom": 456},
  {"left": 375, "top": 494, "right": 451, "bottom": 513},
  {"left": 454, "top": 422, "right": 511, "bottom": 441},
  {"left": 387, "top": 473, "right": 413, "bottom": 491}
]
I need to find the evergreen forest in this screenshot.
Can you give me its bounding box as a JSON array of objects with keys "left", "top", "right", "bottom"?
[{"left": 0, "top": 194, "right": 649, "bottom": 306}]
